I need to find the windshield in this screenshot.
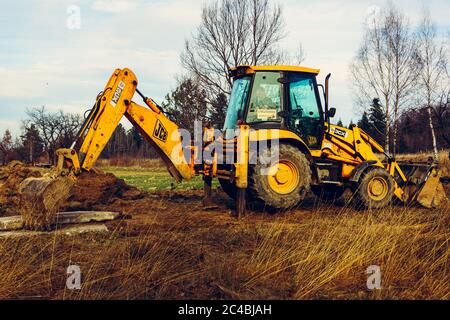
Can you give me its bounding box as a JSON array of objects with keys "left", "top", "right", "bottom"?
[{"left": 223, "top": 76, "right": 251, "bottom": 131}]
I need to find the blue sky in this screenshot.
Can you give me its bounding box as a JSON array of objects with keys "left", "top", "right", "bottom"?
[{"left": 0, "top": 0, "right": 449, "bottom": 136}]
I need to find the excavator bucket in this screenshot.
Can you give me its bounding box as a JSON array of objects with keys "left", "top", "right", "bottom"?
[
  {"left": 399, "top": 163, "right": 448, "bottom": 209},
  {"left": 19, "top": 174, "right": 74, "bottom": 230}
]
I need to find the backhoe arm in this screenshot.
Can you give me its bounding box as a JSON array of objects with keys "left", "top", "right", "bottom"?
[{"left": 56, "top": 68, "right": 193, "bottom": 182}]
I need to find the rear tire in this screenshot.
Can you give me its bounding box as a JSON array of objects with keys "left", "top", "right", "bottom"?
[
  {"left": 353, "top": 167, "right": 394, "bottom": 209},
  {"left": 248, "top": 143, "right": 311, "bottom": 210}
]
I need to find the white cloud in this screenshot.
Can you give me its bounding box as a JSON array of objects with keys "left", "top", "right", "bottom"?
[
  {"left": 0, "top": 119, "right": 21, "bottom": 137},
  {"left": 92, "top": 0, "right": 140, "bottom": 13}
]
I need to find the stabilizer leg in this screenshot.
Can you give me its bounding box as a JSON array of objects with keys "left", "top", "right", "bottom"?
[
  {"left": 235, "top": 188, "right": 246, "bottom": 219},
  {"left": 202, "top": 175, "right": 218, "bottom": 210}
]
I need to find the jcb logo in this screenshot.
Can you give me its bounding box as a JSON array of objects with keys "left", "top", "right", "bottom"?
[
  {"left": 153, "top": 120, "right": 168, "bottom": 142},
  {"left": 331, "top": 127, "right": 348, "bottom": 138},
  {"left": 110, "top": 81, "right": 125, "bottom": 107}
]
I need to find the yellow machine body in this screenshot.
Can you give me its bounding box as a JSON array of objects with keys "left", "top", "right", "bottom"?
[{"left": 54, "top": 66, "right": 447, "bottom": 214}]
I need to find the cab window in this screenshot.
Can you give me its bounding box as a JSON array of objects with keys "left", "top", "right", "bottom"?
[
  {"left": 223, "top": 76, "right": 251, "bottom": 130},
  {"left": 246, "top": 72, "right": 281, "bottom": 123},
  {"left": 288, "top": 74, "right": 323, "bottom": 148}
]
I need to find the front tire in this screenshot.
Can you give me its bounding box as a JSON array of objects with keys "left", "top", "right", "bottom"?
[
  {"left": 248, "top": 143, "right": 311, "bottom": 210},
  {"left": 354, "top": 167, "right": 394, "bottom": 209}
]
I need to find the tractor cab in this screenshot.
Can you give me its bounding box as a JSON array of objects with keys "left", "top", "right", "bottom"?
[{"left": 224, "top": 65, "right": 331, "bottom": 149}]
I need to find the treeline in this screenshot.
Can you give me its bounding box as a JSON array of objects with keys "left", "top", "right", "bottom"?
[
  {"left": 162, "top": 1, "right": 450, "bottom": 158},
  {"left": 344, "top": 96, "right": 449, "bottom": 154},
  {"left": 102, "top": 124, "right": 158, "bottom": 159},
  {"left": 0, "top": 107, "right": 159, "bottom": 164},
  {"left": 0, "top": 107, "right": 82, "bottom": 165},
  {"left": 350, "top": 4, "right": 449, "bottom": 159}
]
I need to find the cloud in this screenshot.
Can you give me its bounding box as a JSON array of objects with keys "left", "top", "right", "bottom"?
[
  {"left": 0, "top": 119, "right": 21, "bottom": 137},
  {"left": 91, "top": 0, "right": 140, "bottom": 13}
]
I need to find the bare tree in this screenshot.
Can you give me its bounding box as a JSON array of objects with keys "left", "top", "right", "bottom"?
[
  {"left": 351, "top": 7, "right": 393, "bottom": 153},
  {"left": 0, "top": 130, "right": 13, "bottom": 165},
  {"left": 181, "top": 0, "right": 301, "bottom": 100},
  {"left": 25, "top": 106, "right": 82, "bottom": 164},
  {"left": 415, "top": 10, "right": 448, "bottom": 161},
  {"left": 292, "top": 43, "right": 306, "bottom": 66},
  {"left": 386, "top": 8, "right": 420, "bottom": 155},
  {"left": 162, "top": 77, "right": 209, "bottom": 132},
  {"left": 351, "top": 4, "right": 418, "bottom": 155}
]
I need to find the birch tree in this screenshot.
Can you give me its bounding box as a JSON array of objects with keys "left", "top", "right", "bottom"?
[
  {"left": 351, "top": 4, "right": 418, "bottom": 155},
  {"left": 416, "top": 10, "right": 448, "bottom": 161}
]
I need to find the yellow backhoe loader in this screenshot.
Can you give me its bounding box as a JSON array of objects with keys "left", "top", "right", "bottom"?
[{"left": 20, "top": 66, "right": 447, "bottom": 226}]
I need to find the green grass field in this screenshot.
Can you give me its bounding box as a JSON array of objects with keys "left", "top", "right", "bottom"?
[{"left": 101, "top": 166, "right": 218, "bottom": 191}]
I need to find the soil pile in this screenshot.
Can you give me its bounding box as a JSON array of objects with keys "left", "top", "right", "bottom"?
[
  {"left": 0, "top": 161, "right": 42, "bottom": 216},
  {"left": 0, "top": 162, "right": 142, "bottom": 220},
  {"left": 64, "top": 170, "right": 142, "bottom": 210}
]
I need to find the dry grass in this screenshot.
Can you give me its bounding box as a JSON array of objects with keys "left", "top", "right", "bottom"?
[
  {"left": 397, "top": 149, "right": 450, "bottom": 176},
  {"left": 0, "top": 151, "right": 448, "bottom": 300},
  {"left": 0, "top": 195, "right": 447, "bottom": 300}
]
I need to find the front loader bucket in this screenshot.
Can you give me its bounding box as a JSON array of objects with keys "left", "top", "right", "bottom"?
[
  {"left": 415, "top": 167, "right": 447, "bottom": 208},
  {"left": 399, "top": 163, "right": 448, "bottom": 209}
]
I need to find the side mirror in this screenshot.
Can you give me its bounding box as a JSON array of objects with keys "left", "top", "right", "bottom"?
[{"left": 327, "top": 107, "right": 336, "bottom": 118}]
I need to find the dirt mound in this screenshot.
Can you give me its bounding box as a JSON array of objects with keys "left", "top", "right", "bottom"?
[
  {"left": 0, "top": 162, "right": 142, "bottom": 217},
  {"left": 0, "top": 161, "right": 42, "bottom": 216},
  {"left": 64, "top": 169, "right": 142, "bottom": 210}
]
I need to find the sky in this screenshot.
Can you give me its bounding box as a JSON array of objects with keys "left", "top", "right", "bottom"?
[{"left": 0, "top": 0, "right": 449, "bottom": 137}]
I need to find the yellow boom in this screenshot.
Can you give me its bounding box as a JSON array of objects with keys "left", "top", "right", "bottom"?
[{"left": 57, "top": 68, "right": 193, "bottom": 183}]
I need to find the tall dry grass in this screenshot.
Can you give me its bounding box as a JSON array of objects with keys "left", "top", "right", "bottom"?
[
  {"left": 1, "top": 201, "right": 446, "bottom": 299},
  {"left": 0, "top": 217, "right": 203, "bottom": 299},
  {"left": 231, "top": 206, "right": 449, "bottom": 299},
  {"left": 397, "top": 149, "right": 450, "bottom": 176}
]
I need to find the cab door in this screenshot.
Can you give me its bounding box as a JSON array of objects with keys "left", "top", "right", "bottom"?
[
  {"left": 245, "top": 71, "right": 283, "bottom": 126},
  {"left": 286, "top": 73, "right": 324, "bottom": 149}
]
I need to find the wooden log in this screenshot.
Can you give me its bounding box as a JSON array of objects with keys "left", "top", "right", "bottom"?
[
  {"left": 55, "top": 211, "right": 122, "bottom": 224},
  {"left": 0, "top": 224, "right": 109, "bottom": 239},
  {"left": 0, "top": 211, "right": 121, "bottom": 232}
]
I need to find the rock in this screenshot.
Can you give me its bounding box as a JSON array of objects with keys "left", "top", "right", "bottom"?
[{"left": 55, "top": 211, "right": 122, "bottom": 225}]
